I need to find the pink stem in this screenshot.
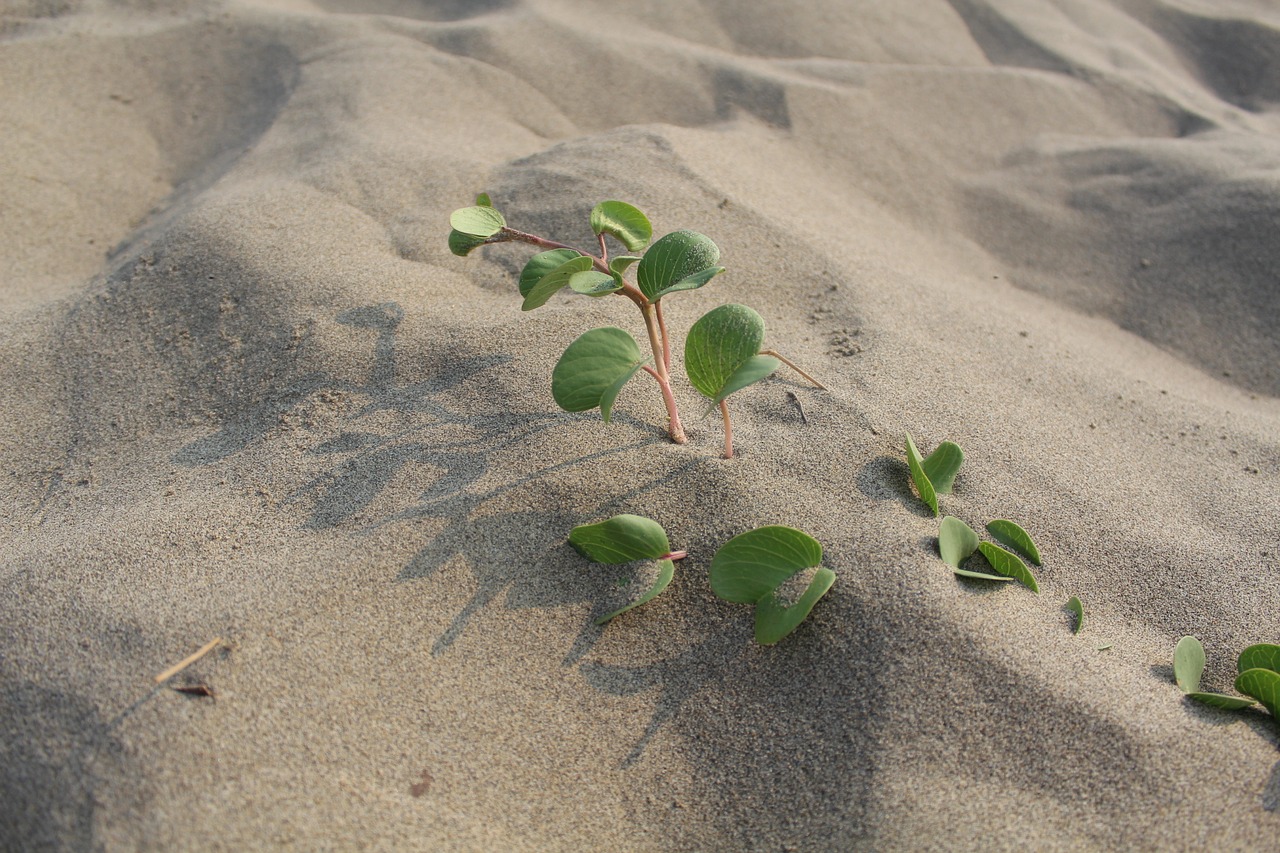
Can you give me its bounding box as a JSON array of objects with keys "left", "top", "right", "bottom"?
[{"left": 719, "top": 399, "right": 734, "bottom": 459}]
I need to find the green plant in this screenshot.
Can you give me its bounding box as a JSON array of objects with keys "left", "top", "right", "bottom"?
[
  {"left": 1065, "top": 596, "right": 1084, "bottom": 634},
  {"left": 449, "top": 196, "right": 821, "bottom": 454},
  {"left": 569, "top": 514, "right": 686, "bottom": 624},
  {"left": 1173, "top": 636, "right": 1280, "bottom": 718},
  {"left": 709, "top": 526, "right": 836, "bottom": 644},
  {"left": 905, "top": 433, "right": 964, "bottom": 516},
  {"left": 936, "top": 515, "right": 1039, "bottom": 590}
]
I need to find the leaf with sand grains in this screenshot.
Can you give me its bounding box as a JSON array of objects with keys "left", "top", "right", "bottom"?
[
  {"left": 685, "top": 304, "right": 779, "bottom": 459},
  {"left": 570, "top": 514, "right": 685, "bottom": 624},
  {"left": 636, "top": 229, "right": 724, "bottom": 302},
  {"left": 986, "top": 519, "right": 1042, "bottom": 566},
  {"left": 710, "top": 526, "right": 835, "bottom": 644},
  {"left": 976, "top": 542, "right": 1038, "bottom": 592}
]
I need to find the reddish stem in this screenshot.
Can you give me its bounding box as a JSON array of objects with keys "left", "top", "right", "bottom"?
[
  {"left": 719, "top": 399, "right": 734, "bottom": 459},
  {"left": 661, "top": 550, "right": 688, "bottom": 561},
  {"left": 655, "top": 300, "right": 672, "bottom": 371}
]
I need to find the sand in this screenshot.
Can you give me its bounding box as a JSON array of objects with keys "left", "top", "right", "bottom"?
[{"left": 2, "top": 0, "right": 1278, "bottom": 849}]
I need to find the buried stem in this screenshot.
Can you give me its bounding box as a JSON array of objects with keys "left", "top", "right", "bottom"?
[
  {"left": 719, "top": 399, "right": 734, "bottom": 459},
  {"left": 759, "top": 349, "right": 827, "bottom": 391}
]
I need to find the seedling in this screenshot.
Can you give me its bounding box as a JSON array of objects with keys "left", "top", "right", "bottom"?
[
  {"left": 569, "top": 514, "right": 686, "bottom": 624},
  {"left": 935, "top": 515, "right": 1037, "bottom": 589},
  {"left": 1065, "top": 596, "right": 1084, "bottom": 633},
  {"left": 905, "top": 433, "right": 964, "bottom": 515},
  {"left": 449, "top": 196, "right": 821, "bottom": 452},
  {"left": 1172, "top": 636, "right": 1280, "bottom": 716},
  {"left": 709, "top": 526, "right": 835, "bottom": 644}
]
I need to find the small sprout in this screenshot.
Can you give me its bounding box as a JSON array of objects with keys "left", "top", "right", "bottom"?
[
  {"left": 551, "top": 328, "right": 649, "bottom": 422},
  {"left": 569, "top": 514, "right": 685, "bottom": 624},
  {"left": 938, "top": 516, "right": 979, "bottom": 569},
  {"left": 1173, "top": 636, "right": 1257, "bottom": 710},
  {"left": 1065, "top": 596, "right": 1084, "bottom": 634},
  {"left": 1237, "top": 643, "right": 1280, "bottom": 675},
  {"left": 685, "top": 304, "right": 780, "bottom": 459},
  {"left": 709, "top": 526, "right": 835, "bottom": 644},
  {"left": 905, "top": 434, "right": 963, "bottom": 515},
  {"left": 976, "top": 541, "right": 1038, "bottom": 592},
  {"left": 986, "top": 519, "right": 1042, "bottom": 566}
]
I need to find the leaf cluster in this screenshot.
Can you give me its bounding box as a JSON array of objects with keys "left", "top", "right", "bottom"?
[
  {"left": 1174, "top": 636, "right": 1280, "bottom": 720},
  {"left": 570, "top": 516, "right": 835, "bottom": 644}
]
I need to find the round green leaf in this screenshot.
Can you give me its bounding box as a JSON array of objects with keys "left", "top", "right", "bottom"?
[
  {"left": 685, "top": 304, "right": 767, "bottom": 400},
  {"left": 921, "top": 442, "right": 964, "bottom": 495},
  {"left": 1174, "top": 635, "right": 1206, "bottom": 694},
  {"left": 905, "top": 432, "right": 938, "bottom": 516},
  {"left": 710, "top": 525, "right": 823, "bottom": 604},
  {"left": 1235, "top": 668, "right": 1280, "bottom": 717},
  {"left": 551, "top": 327, "right": 646, "bottom": 414},
  {"left": 597, "top": 559, "right": 675, "bottom": 625},
  {"left": 977, "top": 542, "right": 1039, "bottom": 592},
  {"left": 590, "top": 201, "right": 652, "bottom": 252},
  {"left": 569, "top": 270, "right": 622, "bottom": 297},
  {"left": 637, "top": 230, "right": 721, "bottom": 302},
  {"left": 520, "top": 249, "right": 583, "bottom": 297},
  {"left": 523, "top": 255, "right": 594, "bottom": 311},
  {"left": 450, "top": 205, "right": 506, "bottom": 237},
  {"left": 448, "top": 229, "right": 489, "bottom": 257},
  {"left": 754, "top": 567, "right": 836, "bottom": 644},
  {"left": 987, "top": 519, "right": 1042, "bottom": 566},
  {"left": 1187, "top": 691, "right": 1257, "bottom": 711},
  {"left": 1238, "top": 644, "right": 1280, "bottom": 675},
  {"left": 938, "top": 516, "right": 979, "bottom": 569},
  {"left": 569, "top": 514, "right": 670, "bottom": 564}
]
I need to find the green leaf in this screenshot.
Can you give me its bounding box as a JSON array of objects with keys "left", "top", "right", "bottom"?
[
  {"left": 637, "top": 230, "right": 722, "bottom": 302},
  {"left": 551, "top": 327, "right": 646, "bottom": 415},
  {"left": 450, "top": 205, "right": 506, "bottom": 237},
  {"left": 448, "top": 229, "right": 489, "bottom": 257},
  {"left": 713, "top": 355, "right": 779, "bottom": 405},
  {"left": 710, "top": 526, "right": 824, "bottom": 604},
  {"left": 1066, "top": 596, "right": 1084, "bottom": 634},
  {"left": 754, "top": 567, "right": 836, "bottom": 644},
  {"left": 1235, "top": 668, "right": 1280, "bottom": 717},
  {"left": 1174, "top": 635, "right": 1206, "bottom": 693},
  {"left": 597, "top": 559, "right": 675, "bottom": 625},
  {"left": 952, "top": 568, "right": 1015, "bottom": 582},
  {"left": 652, "top": 265, "right": 725, "bottom": 301},
  {"left": 905, "top": 432, "right": 938, "bottom": 516},
  {"left": 569, "top": 514, "right": 670, "bottom": 564},
  {"left": 522, "top": 255, "right": 594, "bottom": 311},
  {"left": 685, "top": 304, "right": 767, "bottom": 400},
  {"left": 520, "top": 249, "right": 583, "bottom": 297},
  {"left": 921, "top": 442, "right": 964, "bottom": 494},
  {"left": 1186, "top": 691, "right": 1257, "bottom": 710},
  {"left": 590, "top": 201, "right": 652, "bottom": 252},
  {"left": 475, "top": 192, "right": 493, "bottom": 207},
  {"left": 938, "top": 516, "right": 979, "bottom": 568},
  {"left": 610, "top": 255, "right": 641, "bottom": 276},
  {"left": 1238, "top": 644, "right": 1280, "bottom": 675},
  {"left": 599, "top": 361, "right": 647, "bottom": 423},
  {"left": 976, "top": 542, "right": 1038, "bottom": 592},
  {"left": 987, "top": 519, "right": 1042, "bottom": 566},
  {"left": 569, "top": 270, "right": 621, "bottom": 297}
]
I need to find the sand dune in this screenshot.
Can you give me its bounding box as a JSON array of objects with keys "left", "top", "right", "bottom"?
[{"left": 2, "top": 0, "right": 1278, "bottom": 849}]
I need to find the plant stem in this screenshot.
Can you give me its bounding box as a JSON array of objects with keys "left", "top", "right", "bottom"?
[
  {"left": 719, "top": 399, "right": 734, "bottom": 459},
  {"left": 655, "top": 300, "right": 672, "bottom": 371},
  {"left": 642, "top": 302, "right": 687, "bottom": 444},
  {"left": 759, "top": 349, "right": 828, "bottom": 390},
  {"left": 662, "top": 550, "right": 688, "bottom": 561}
]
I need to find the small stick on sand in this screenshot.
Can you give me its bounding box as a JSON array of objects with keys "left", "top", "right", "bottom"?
[{"left": 154, "top": 637, "right": 222, "bottom": 684}]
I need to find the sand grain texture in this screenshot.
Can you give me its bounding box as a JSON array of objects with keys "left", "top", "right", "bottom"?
[{"left": 2, "top": 0, "right": 1278, "bottom": 849}]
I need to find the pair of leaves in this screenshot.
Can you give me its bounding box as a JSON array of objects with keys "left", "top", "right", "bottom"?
[
  {"left": 685, "top": 304, "right": 779, "bottom": 405},
  {"left": 551, "top": 328, "right": 648, "bottom": 422},
  {"left": 448, "top": 194, "right": 506, "bottom": 256},
  {"left": 938, "top": 516, "right": 1040, "bottom": 591},
  {"left": 1174, "top": 636, "right": 1280, "bottom": 717},
  {"left": 905, "top": 434, "right": 964, "bottom": 516},
  {"left": 570, "top": 515, "right": 675, "bottom": 624},
  {"left": 519, "top": 250, "right": 620, "bottom": 311},
  {"left": 710, "top": 526, "right": 836, "bottom": 644}
]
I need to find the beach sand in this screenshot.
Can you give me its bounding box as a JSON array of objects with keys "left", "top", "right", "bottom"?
[{"left": 2, "top": 0, "right": 1278, "bottom": 849}]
